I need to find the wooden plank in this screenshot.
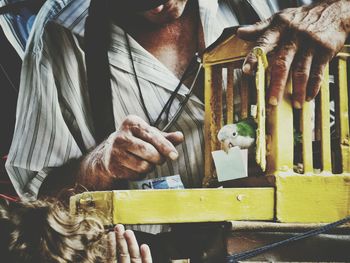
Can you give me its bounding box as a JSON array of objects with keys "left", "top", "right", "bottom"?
[
  {"left": 230, "top": 220, "right": 350, "bottom": 234},
  {"left": 301, "top": 101, "right": 314, "bottom": 173},
  {"left": 70, "top": 191, "right": 114, "bottom": 225},
  {"left": 276, "top": 174, "right": 350, "bottom": 223},
  {"left": 203, "top": 34, "right": 254, "bottom": 66},
  {"left": 266, "top": 78, "right": 294, "bottom": 174},
  {"left": 254, "top": 48, "right": 267, "bottom": 172},
  {"left": 338, "top": 57, "right": 350, "bottom": 173},
  {"left": 113, "top": 188, "right": 274, "bottom": 224},
  {"left": 320, "top": 65, "right": 332, "bottom": 172}
]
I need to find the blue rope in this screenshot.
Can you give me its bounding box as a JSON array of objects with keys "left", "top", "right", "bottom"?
[{"left": 227, "top": 215, "right": 350, "bottom": 262}]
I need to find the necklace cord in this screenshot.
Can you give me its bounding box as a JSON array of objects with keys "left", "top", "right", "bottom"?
[
  {"left": 124, "top": 30, "right": 202, "bottom": 129},
  {"left": 125, "top": 31, "right": 152, "bottom": 124}
]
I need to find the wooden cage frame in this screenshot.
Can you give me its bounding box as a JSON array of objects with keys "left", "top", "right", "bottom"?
[{"left": 70, "top": 31, "right": 350, "bottom": 225}]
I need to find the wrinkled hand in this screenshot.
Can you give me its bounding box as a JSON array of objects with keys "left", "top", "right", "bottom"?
[
  {"left": 78, "top": 115, "right": 184, "bottom": 189},
  {"left": 237, "top": 0, "right": 350, "bottom": 108},
  {"left": 105, "top": 115, "right": 184, "bottom": 180},
  {"left": 115, "top": 224, "right": 152, "bottom": 263}
]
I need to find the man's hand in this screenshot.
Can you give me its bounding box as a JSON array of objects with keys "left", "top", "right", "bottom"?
[
  {"left": 105, "top": 115, "right": 184, "bottom": 179},
  {"left": 115, "top": 224, "right": 152, "bottom": 263},
  {"left": 237, "top": 0, "right": 350, "bottom": 108},
  {"left": 78, "top": 115, "right": 184, "bottom": 189}
]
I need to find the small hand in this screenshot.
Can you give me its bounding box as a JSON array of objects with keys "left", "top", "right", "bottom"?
[
  {"left": 105, "top": 115, "right": 184, "bottom": 180},
  {"left": 115, "top": 224, "right": 152, "bottom": 263},
  {"left": 237, "top": 0, "right": 350, "bottom": 108}
]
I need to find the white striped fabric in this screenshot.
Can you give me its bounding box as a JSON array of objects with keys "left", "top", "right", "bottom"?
[
  {"left": 0, "top": 0, "right": 70, "bottom": 57},
  {"left": 5, "top": 0, "right": 276, "bottom": 233},
  {"left": 6, "top": 0, "right": 275, "bottom": 199}
]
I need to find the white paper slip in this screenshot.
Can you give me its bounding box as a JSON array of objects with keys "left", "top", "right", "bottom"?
[{"left": 211, "top": 147, "right": 248, "bottom": 182}]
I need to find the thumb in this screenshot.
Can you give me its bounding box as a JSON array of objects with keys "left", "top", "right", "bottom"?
[
  {"left": 163, "top": 131, "right": 184, "bottom": 146},
  {"left": 237, "top": 18, "right": 271, "bottom": 40}
]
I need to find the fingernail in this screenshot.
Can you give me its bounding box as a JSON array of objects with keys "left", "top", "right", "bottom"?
[
  {"left": 243, "top": 63, "right": 251, "bottom": 74},
  {"left": 293, "top": 101, "right": 302, "bottom": 109},
  {"left": 114, "top": 224, "right": 124, "bottom": 234},
  {"left": 269, "top": 96, "right": 278, "bottom": 106},
  {"left": 174, "top": 131, "right": 183, "bottom": 137},
  {"left": 169, "top": 151, "right": 178, "bottom": 160}
]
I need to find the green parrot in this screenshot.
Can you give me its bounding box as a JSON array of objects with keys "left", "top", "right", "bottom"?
[{"left": 217, "top": 118, "right": 257, "bottom": 152}]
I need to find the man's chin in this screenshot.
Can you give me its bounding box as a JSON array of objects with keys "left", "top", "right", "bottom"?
[
  {"left": 144, "top": 9, "right": 183, "bottom": 24},
  {"left": 142, "top": 0, "right": 187, "bottom": 24}
]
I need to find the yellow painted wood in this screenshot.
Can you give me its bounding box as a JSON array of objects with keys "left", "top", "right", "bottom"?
[
  {"left": 266, "top": 78, "right": 294, "bottom": 174},
  {"left": 203, "top": 34, "right": 254, "bottom": 66},
  {"left": 254, "top": 48, "right": 267, "bottom": 172},
  {"left": 204, "top": 65, "right": 214, "bottom": 187},
  {"left": 112, "top": 188, "right": 274, "bottom": 224},
  {"left": 276, "top": 174, "right": 350, "bottom": 223},
  {"left": 320, "top": 65, "right": 332, "bottom": 172},
  {"left": 301, "top": 101, "right": 314, "bottom": 174},
  {"left": 70, "top": 189, "right": 274, "bottom": 225},
  {"left": 338, "top": 57, "right": 350, "bottom": 172},
  {"left": 337, "top": 45, "right": 350, "bottom": 58},
  {"left": 70, "top": 191, "right": 114, "bottom": 225},
  {"left": 226, "top": 66, "right": 234, "bottom": 124}
]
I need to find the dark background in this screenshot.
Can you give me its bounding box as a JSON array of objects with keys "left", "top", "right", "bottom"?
[{"left": 0, "top": 27, "right": 20, "bottom": 195}]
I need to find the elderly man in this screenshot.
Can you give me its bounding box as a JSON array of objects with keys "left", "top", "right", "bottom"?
[
  {"left": 4, "top": 0, "right": 350, "bottom": 260},
  {"left": 7, "top": 0, "right": 349, "bottom": 197}
]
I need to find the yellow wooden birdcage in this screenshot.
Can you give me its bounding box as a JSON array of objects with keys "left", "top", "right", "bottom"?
[
  {"left": 202, "top": 28, "right": 350, "bottom": 223},
  {"left": 70, "top": 29, "right": 350, "bottom": 227}
]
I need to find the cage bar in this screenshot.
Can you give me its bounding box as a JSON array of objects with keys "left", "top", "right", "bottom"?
[
  {"left": 338, "top": 56, "right": 350, "bottom": 173},
  {"left": 204, "top": 65, "right": 223, "bottom": 186},
  {"left": 320, "top": 65, "right": 332, "bottom": 172},
  {"left": 254, "top": 48, "right": 267, "bottom": 172},
  {"left": 226, "top": 66, "right": 235, "bottom": 124},
  {"left": 240, "top": 74, "right": 249, "bottom": 119},
  {"left": 266, "top": 78, "right": 294, "bottom": 174},
  {"left": 301, "top": 101, "right": 314, "bottom": 174}
]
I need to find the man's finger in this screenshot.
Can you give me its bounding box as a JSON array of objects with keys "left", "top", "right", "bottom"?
[
  {"left": 162, "top": 131, "right": 184, "bottom": 146},
  {"left": 115, "top": 150, "right": 154, "bottom": 174},
  {"left": 130, "top": 126, "right": 179, "bottom": 161},
  {"left": 242, "top": 27, "right": 282, "bottom": 75},
  {"left": 115, "top": 224, "right": 131, "bottom": 263},
  {"left": 306, "top": 52, "right": 330, "bottom": 101},
  {"left": 291, "top": 47, "right": 313, "bottom": 109},
  {"left": 124, "top": 229, "right": 142, "bottom": 263},
  {"left": 140, "top": 244, "right": 153, "bottom": 263},
  {"left": 119, "top": 135, "right": 164, "bottom": 165},
  {"left": 269, "top": 40, "right": 298, "bottom": 105},
  {"left": 237, "top": 18, "right": 272, "bottom": 40}
]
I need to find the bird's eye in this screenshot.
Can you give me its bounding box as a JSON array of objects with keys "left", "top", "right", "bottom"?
[{"left": 232, "top": 132, "right": 237, "bottom": 137}]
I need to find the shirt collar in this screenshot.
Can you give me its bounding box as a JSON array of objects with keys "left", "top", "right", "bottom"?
[
  {"left": 52, "top": 0, "right": 220, "bottom": 103},
  {"left": 53, "top": 0, "right": 89, "bottom": 36}
]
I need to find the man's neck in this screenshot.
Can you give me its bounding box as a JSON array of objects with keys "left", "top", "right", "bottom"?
[{"left": 116, "top": 0, "right": 204, "bottom": 81}]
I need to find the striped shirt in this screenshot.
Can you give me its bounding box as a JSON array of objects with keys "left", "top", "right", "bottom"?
[
  {"left": 0, "top": 0, "right": 69, "bottom": 57},
  {"left": 5, "top": 0, "right": 276, "bottom": 203}
]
